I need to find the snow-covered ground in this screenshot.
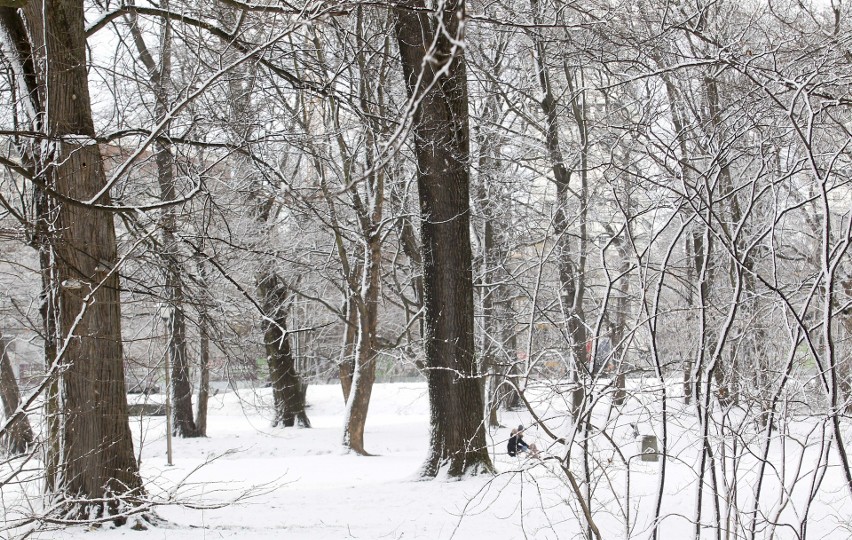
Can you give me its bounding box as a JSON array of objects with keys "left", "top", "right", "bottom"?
[{"left": 3, "top": 381, "right": 852, "bottom": 539}]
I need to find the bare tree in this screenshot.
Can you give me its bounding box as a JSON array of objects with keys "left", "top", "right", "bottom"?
[
  {"left": 394, "top": 0, "right": 494, "bottom": 476},
  {"left": 125, "top": 0, "right": 200, "bottom": 438},
  {"left": 0, "top": 0, "right": 143, "bottom": 518}
]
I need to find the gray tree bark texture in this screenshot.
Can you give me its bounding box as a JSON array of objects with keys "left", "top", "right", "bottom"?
[{"left": 394, "top": 0, "right": 494, "bottom": 477}]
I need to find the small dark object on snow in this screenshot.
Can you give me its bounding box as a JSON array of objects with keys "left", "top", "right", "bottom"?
[
  {"left": 507, "top": 426, "right": 539, "bottom": 457},
  {"left": 641, "top": 435, "right": 659, "bottom": 462}
]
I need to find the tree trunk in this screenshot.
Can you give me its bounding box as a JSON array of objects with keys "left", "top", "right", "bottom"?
[
  {"left": 160, "top": 113, "right": 198, "bottom": 438},
  {"left": 258, "top": 272, "right": 309, "bottom": 428},
  {"left": 0, "top": 4, "right": 62, "bottom": 486},
  {"left": 210, "top": 3, "right": 311, "bottom": 429},
  {"left": 195, "top": 314, "right": 210, "bottom": 437},
  {"left": 704, "top": 75, "right": 735, "bottom": 407},
  {"left": 0, "top": 336, "right": 34, "bottom": 455},
  {"left": 480, "top": 216, "right": 513, "bottom": 427},
  {"left": 343, "top": 241, "right": 381, "bottom": 454},
  {"left": 395, "top": 0, "right": 493, "bottom": 477},
  {"left": 166, "top": 279, "right": 197, "bottom": 437},
  {"left": 684, "top": 232, "right": 697, "bottom": 404},
  {"left": 657, "top": 71, "right": 697, "bottom": 405},
  {"left": 340, "top": 25, "right": 387, "bottom": 453},
  {"left": 36, "top": 191, "right": 62, "bottom": 490},
  {"left": 13, "top": 0, "right": 143, "bottom": 516},
  {"left": 529, "top": 13, "right": 588, "bottom": 421},
  {"left": 472, "top": 54, "right": 517, "bottom": 428},
  {"left": 128, "top": 0, "right": 197, "bottom": 438},
  {"left": 195, "top": 257, "right": 211, "bottom": 437},
  {"left": 339, "top": 292, "right": 358, "bottom": 402},
  {"left": 612, "top": 232, "right": 631, "bottom": 407}
]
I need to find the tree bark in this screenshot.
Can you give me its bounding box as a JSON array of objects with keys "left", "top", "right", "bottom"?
[
  {"left": 195, "top": 257, "right": 211, "bottom": 437},
  {"left": 0, "top": 4, "right": 62, "bottom": 484},
  {"left": 339, "top": 293, "right": 358, "bottom": 402},
  {"left": 0, "top": 335, "right": 34, "bottom": 455},
  {"left": 11, "top": 0, "right": 143, "bottom": 516},
  {"left": 195, "top": 313, "right": 210, "bottom": 437},
  {"left": 258, "top": 272, "right": 309, "bottom": 428},
  {"left": 343, "top": 241, "right": 381, "bottom": 454},
  {"left": 166, "top": 279, "right": 197, "bottom": 436},
  {"left": 394, "top": 0, "right": 493, "bottom": 477}
]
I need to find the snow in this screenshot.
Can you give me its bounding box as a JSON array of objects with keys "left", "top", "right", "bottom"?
[{"left": 3, "top": 381, "right": 852, "bottom": 539}]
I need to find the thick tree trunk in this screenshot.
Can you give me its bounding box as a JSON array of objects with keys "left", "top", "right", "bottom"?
[
  {"left": 259, "top": 272, "right": 309, "bottom": 428},
  {"left": 15, "top": 0, "right": 143, "bottom": 516},
  {"left": 0, "top": 336, "right": 34, "bottom": 455},
  {"left": 395, "top": 0, "right": 493, "bottom": 477}
]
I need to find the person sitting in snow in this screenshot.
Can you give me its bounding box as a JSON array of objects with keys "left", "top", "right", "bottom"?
[{"left": 507, "top": 425, "right": 539, "bottom": 458}]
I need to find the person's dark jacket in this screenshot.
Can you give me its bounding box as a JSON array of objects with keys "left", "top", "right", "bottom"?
[{"left": 507, "top": 434, "right": 530, "bottom": 457}]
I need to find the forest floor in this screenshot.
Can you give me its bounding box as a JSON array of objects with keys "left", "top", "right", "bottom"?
[{"left": 3, "top": 380, "right": 852, "bottom": 539}]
